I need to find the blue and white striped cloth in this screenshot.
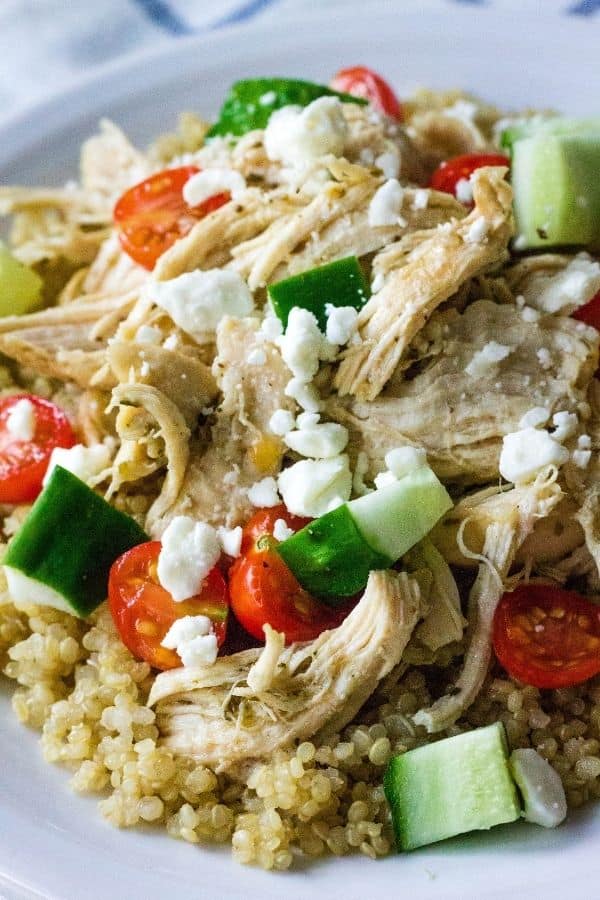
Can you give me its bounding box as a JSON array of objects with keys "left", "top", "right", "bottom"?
[{"left": 0, "top": 0, "right": 598, "bottom": 123}]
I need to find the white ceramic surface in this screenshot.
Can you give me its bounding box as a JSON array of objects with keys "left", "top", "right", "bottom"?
[{"left": 1, "top": 5, "right": 599, "bottom": 898}]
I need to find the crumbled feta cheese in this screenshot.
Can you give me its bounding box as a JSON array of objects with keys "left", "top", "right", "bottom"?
[
  {"left": 444, "top": 99, "right": 478, "bottom": 124},
  {"left": 182, "top": 167, "right": 246, "bottom": 207},
  {"left": 374, "top": 149, "right": 400, "bottom": 179},
  {"left": 284, "top": 377, "right": 321, "bottom": 413},
  {"left": 518, "top": 407, "right": 550, "bottom": 429},
  {"left": 284, "top": 418, "right": 348, "bottom": 459},
  {"left": 465, "top": 216, "right": 488, "bottom": 243},
  {"left": 277, "top": 307, "right": 324, "bottom": 381},
  {"left": 572, "top": 449, "right": 592, "bottom": 469},
  {"left": 273, "top": 519, "right": 294, "bottom": 542},
  {"left": 161, "top": 615, "right": 218, "bottom": 668},
  {"left": 259, "top": 90, "right": 277, "bottom": 106},
  {"left": 578, "top": 434, "right": 592, "bottom": 450},
  {"left": 325, "top": 304, "right": 358, "bottom": 345},
  {"left": 148, "top": 270, "right": 253, "bottom": 341},
  {"left": 268, "top": 408, "right": 296, "bottom": 436},
  {"left": 258, "top": 312, "right": 284, "bottom": 342},
  {"left": 465, "top": 341, "right": 511, "bottom": 378},
  {"left": 135, "top": 325, "right": 162, "bottom": 344},
  {"left": 247, "top": 348, "right": 267, "bottom": 365},
  {"left": 278, "top": 455, "right": 352, "bottom": 517},
  {"left": 247, "top": 476, "right": 280, "bottom": 508},
  {"left": 374, "top": 470, "right": 399, "bottom": 489},
  {"left": 521, "top": 306, "right": 540, "bottom": 323},
  {"left": 264, "top": 97, "right": 348, "bottom": 167},
  {"left": 536, "top": 348, "right": 552, "bottom": 370},
  {"left": 368, "top": 179, "right": 406, "bottom": 227},
  {"left": 411, "top": 188, "right": 429, "bottom": 210},
  {"left": 499, "top": 428, "right": 569, "bottom": 483},
  {"left": 43, "top": 443, "right": 111, "bottom": 487},
  {"left": 163, "top": 334, "right": 178, "bottom": 350},
  {"left": 140, "top": 361, "right": 150, "bottom": 377},
  {"left": 384, "top": 446, "right": 427, "bottom": 479},
  {"left": 513, "top": 234, "right": 528, "bottom": 251},
  {"left": 523, "top": 254, "right": 600, "bottom": 314},
  {"left": 455, "top": 177, "right": 474, "bottom": 204},
  {"left": 6, "top": 398, "right": 36, "bottom": 441},
  {"left": 552, "top": 410, "right": 578, "bottom": 443},
  {"left": 217, "top": 525, "right": 243, "bottom": 558},
  {"left": 157, "top": 517, "right": 220, "bottom": 602}
]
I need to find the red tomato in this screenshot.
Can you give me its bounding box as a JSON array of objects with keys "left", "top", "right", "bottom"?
[
  {"left": 330, "top": 66, "right": 402, "bottom": 119},
  {"left": 229, "top": 506, "right": 353, "bottom": 643},
  {"left": 429, "top": 153, "right": 510, "bottom": 202},
  {"left": 492, "top": 584, "right": 600, "bottom": 689},
  {"left": 0, "top": 394, "right": 76, "bottom": 504},
  {"left": 113, "top": 166, "right": 229, "bottom": 270},
  {"left": 572, "top": 290, "right": 600, "bottom": 330},
  {"left": 108, "top": 541, "right": 229, "bottom": 670}
]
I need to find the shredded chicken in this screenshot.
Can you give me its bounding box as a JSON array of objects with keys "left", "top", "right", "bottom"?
[{"left": 148, "top": 570, "right": 421, "bottom": 772}]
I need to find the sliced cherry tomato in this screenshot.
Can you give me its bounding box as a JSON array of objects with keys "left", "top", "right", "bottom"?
[
  {"left": 108, "top": 541, "right": 229, "bottom": 670},
  {"left": 572, "top": 290, "right": 600, "bottom": 330},
  {"left": 113, "top": 166, "right": 230, "bottom": 270},
  {"left": 230, "top": 505, "right": 353, "bottom": 643},
  {"left": 0, "top": 394, "right": 76, "bottom": 504},
  {"left": 330, "top": 66, "right": 403, "bottom": 119},
  {"left": 429, "top": 153, "right": 510, "bottom": 202},
  {"left": 492, "top": 584, "right": 600, "bottom": 689}
]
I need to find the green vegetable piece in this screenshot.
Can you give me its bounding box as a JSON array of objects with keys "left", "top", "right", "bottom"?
[
  {"left": 276, "top": 466, "right": 452, "bottom": 603},
  {"left": 206, "top": 77, "right": 366, "bottom": 138},
  {"left": 502, "top": 119, "right": 600, "bottom": 250},
  {"left": 0, "top": 241, "right": 43, "bottom": 316},
  {"left": 276, "top": 503, "right": 391, "bottom": 604},
  {"left": 268, "top": 256, "right": 370, "bottom": 330},
  {"left": 4, "top": 466, "right": 147, "bottom": 617},
  {"left": 384, "top": 722, "right": 521, "bottom": 851}
]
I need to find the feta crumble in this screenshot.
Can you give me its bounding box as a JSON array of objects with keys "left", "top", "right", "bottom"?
[
  {"left": 277, "top": 307, "right": 324, "bottom": 381},
  {"left": 411, "top": 188, "right": 429, "bottom": 211},
  {"left": 499, "top": 428, "right": 569, "bottom": 484},
  {"left": 518, "top": 407, "right": 550, "bottom": 429},
  {"left": 247, "top": 348, "right": 267, "bottom": 366},
  {"left": 268, "top": 408, "right": 296, "bottom": 436},
  {"left": 157, "top": 517, "right": 220, "bottom": 602},
  {"left": 374, "top": 149, "right": 400, "bottom": 179},
  {"left": 325, "top": 304, "right": 359, "bottom": 345},
  {"left": 216, "top": 525, "right": 243, "bottom": 558},
  {"left": 552, "top": 410, "right": 578, "bottom": 443},
  {"left": 522, "top": 254, "right": 600, "bottom": 314},
  {"left": 284, "top": 416, "right": 349, "bottom": 459},
  {"left": 43, "top": 443, "right": 111, "bottom": 487},
  {"left": 247, "top": 476, "right": 280, "bottom": 508},
  {"left": 572, "top": 449, "right": 592, "bottom": 469},
  {"left": 258, "top": 312, "right": 284, "bottom": 342},
  {"left": 536, "top": 348, "right": 552, "bottom": 370},
  {"left": 6, "top": 398, "right": 36, "bottom": 441},
  {"left": 161, "top": 615, "right": 218, "bottom": 668},
  {"left": 182, "top": 168, "right": 246, "bottom": 207},
  {"left": 368, "top": 178, "right": 406, "bottom": 227},
  {"left": 385, "top": 446, "right": 427, "bottom": 479},
  {"left": 455, "top": 177, "right": 474, "bottom": 205},
  {"left": 273, "top": 518, "right": 294, "bottom": 542},
  {"left": 464, "top": 216, "right": 488, "bottom": 244},
  {"left": 148, "top": 270, "right": 253, "bottom": 341},
  {"left": 465, "top": 342, "right": 512, "bottom": 378},
  {"left": 284, "top": 377, "right": 321, "bottom": 413},
  {"left": 135, "top": 325, "right": 162, "bottom": 344},
  {"left": 264, "top": 97, "right": 348, "bottom": 168},
  {"left": 278, "top": 455, "right": 352, "bottom": 517}
]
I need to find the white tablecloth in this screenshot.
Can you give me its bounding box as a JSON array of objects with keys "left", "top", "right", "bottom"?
[{"left": 0, "top": 0, "right": 597, "bottom": 122}]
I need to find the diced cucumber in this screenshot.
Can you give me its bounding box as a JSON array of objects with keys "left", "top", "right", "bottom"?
[
  {"left": 500, "top": 116, "right": 600, "bottom": 152},
  {"left": 3, "top": 466, "right": 147, "bottom": 617},
  {"left": 0, "top": 241, "right": 43, "bottom": 316},
  {"left": 507, "top": 128, "right": 600, "bottom": 250},
  {"left": 509, "top": 749, "right": 567, "bottom": 828},
  {"left": 349, "top": 466, "right": 452, "bottom": 561},
  {"left": 276, "top": 466, "right": 452, "bottom": 603},
  {"left": 206, "top": 78, "right": 366, "bottom": 138},
  {"left": 268, "top": 256, "right": 370, "bottom": 331},
  {"left": 384, "top": 723, "right": 521, "bottom": 851},
  {"left": 276, "top": 503, "right": 391, "bottom": 602}
]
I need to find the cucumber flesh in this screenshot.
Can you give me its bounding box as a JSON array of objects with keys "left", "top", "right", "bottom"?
[
  {"left": 501, "top": 116, "right": 600, "bottom": 152},
  {"left": 0, "top": 242, "right": 43, "bottom": 316},
  {"left": 268, "top": 256, "right": 370, "bottom": 331},
  {"left": 510, "top": 132, "right": 600, "bottom": 250},
  {"left": 384, "top": 722, "right": 521, "bottom": 851},
  {"left": 3, "top": 465, "right": 147, "bottom": 617},
  {"left": 349, "top": 466, "right": 452, "bottom": 560},
  {"left": 276, "top": 503, "right": 391, "bottom": 604}
]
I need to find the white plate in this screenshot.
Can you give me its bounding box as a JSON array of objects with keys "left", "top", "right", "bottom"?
[{"left": 1, "top": 5, "right": 599, "bottom": 898}]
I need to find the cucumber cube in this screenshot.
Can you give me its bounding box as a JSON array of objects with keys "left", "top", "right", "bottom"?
[
  {"left": 384, "top": 723, "right": 521, "bottom": 851},
  {"left": 0, "top": 241, "right": 43, "bottom": 316}
]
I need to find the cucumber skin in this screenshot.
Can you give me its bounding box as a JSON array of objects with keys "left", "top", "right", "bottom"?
[
  {"left": 276, "top": 503, "right": 391, "bottom": 604},
  {"left": 384, "top": 722, "right": 521, "bottom": 851},
  {"left": 268, "top": 256, "right": 370, "bottom": 331},
  {"left": 4, "top": 466, "right": 147, "bottom": 617},
  {"left": 207, "top": 78, "right": 366, "bottom": 138},
  {"left": 501, "top": 117, "right": 600, "bottom": 152}
]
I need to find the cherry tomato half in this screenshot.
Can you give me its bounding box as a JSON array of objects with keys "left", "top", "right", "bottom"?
[
  {"left": 113, "top": 166, "right": 230, "bottom": 270},
  {"left": 492, "top": 584, "right": 600, "bottom": 689},
  {"left": 229, "top": 506, "right": 354, "bottom": 643},
  {"left": 573, "top": 290, "right": 600, "bottom": 330},
  {"left": 108, "top": 541, "right": 229, "bottom": 670},
  {"left": 330, "top": 66, "right": 403, "bottom": 120},
  {"left": 0, "top": 394, "right": 76, "bottom": 504},
  {"left": 429, "top": 153, "right": 510, "bottom": 202}
]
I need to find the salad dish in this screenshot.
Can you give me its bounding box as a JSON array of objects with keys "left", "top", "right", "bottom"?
[{"left": 1, "top": 66, "right": 600, "bottom": 870}]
